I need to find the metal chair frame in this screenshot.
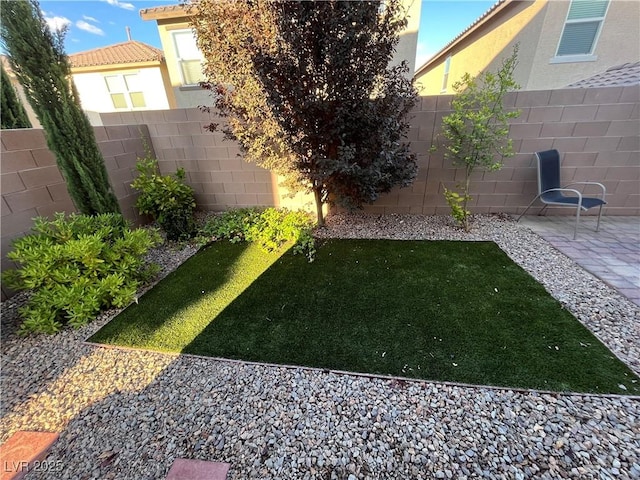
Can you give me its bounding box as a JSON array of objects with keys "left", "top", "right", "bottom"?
[{"left": 517, "top": 150, "right": 606, "bottom": 240}]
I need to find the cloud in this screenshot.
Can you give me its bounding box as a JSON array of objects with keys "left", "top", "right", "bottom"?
[
  {"left": 44, "top": 15, "right": 71, "bottom": 32},
  {"left": 82, "top": 15, "right": 100, "bottom": 23},
  {"left": 103, "top": 0, "right": 135, "bottom": 11},
  {"left": 76, "top": 20, "right": 105, "bottom": 36}
]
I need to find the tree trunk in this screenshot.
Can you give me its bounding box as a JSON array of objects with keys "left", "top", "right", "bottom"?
[
  {"left": 462, "top": 168, "right": 472, "bottom": 232},
  {"left": 313, "top": 185, "right": 324, "bottom": 227}
]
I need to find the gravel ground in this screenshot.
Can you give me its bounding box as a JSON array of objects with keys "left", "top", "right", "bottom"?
[{"left": 1, "top": 213, "right": 638, "bottom": 480}]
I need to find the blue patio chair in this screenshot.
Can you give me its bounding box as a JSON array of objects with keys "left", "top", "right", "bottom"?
[{"left": 517, "top": 149, "right": 606, "bottom": 240}]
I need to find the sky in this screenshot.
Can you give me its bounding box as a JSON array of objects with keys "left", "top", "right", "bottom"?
[{"left": 38, "top": 0, "right": 496, "bottom": 69}]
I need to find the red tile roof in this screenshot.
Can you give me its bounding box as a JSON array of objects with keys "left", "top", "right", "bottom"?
[
  {"left": 69, "top": 40, "right": 164, "bottom": 68},
  {"left": 567, "top": 62, "right": 640, "bottom": 88}
]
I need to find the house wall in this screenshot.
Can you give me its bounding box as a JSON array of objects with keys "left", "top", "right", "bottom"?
[
  {"left": 396, "top": 0, "right": 421, "bottom": 74},
  {"left": 415, "top": 1, "right": 546, "bottom": 95},
  {"left": 525, "top": 0, "right": 640, "bottom": 90},
  {"left": 1, "top": 125, "right": 153, "bottom": 299},
  {"left": 155, "top": 19, "right": 212, "bottom": 108},
  {"left": 415, "top": 0, "right": 640, "bottom": 94},
  {"left": 72, "top": 65, "right": 173, "bottom": 113}
]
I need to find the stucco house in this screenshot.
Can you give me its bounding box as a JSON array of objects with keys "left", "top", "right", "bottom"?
[
  {"left": 140, "top": 1, "right": 422, "bottom": 108},
  {"left": 69, "top": 40, "right": 176, "bottom": 114},
  {"left": 414, "top": 0, "right": 640, "bottom": 94}
]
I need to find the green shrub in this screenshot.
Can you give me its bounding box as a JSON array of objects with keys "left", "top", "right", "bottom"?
[
  {"left": 443, "top": 185, "right": 471, "bottom": 229},
  {"left": 2, "top": 213, "right": 162, "bottom": 334},
  {"left": 197, "top": 207, "right": 316, "bottom": 261},
  {"left": 198, "top": 207, "right": 262, "bottom": 244},
  {"left": 131, "top": 152, "right": 196, "bottom": 241}
]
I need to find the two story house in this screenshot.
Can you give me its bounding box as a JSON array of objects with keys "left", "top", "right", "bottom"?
[
  {"left": 415, "top": 0, "right": 640, "bottom": 94},
  {"left": 69, "top": 40, "right": 176, "bottom": 114}
]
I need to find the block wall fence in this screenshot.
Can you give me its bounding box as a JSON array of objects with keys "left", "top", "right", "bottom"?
[
  {"left": 395, "top": 86, "right": 639, "bottom": 217},
  {"left": 1, "top": 85, "right": 638, "bottom": 298},
  {"left": 95, "top": 85, "right": 638, "bottom": 217},
  {"left": 1, "top": 125, "right": 153, "bottom": 299}
]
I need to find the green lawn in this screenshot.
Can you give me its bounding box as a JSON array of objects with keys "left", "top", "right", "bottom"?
[{"left": 90, "top": 239, "right": 639, "bottom": 394}]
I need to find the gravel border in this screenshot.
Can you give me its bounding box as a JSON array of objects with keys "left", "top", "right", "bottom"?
[{"left": 1, "top": 213, "right": 639, "bottom": 480}]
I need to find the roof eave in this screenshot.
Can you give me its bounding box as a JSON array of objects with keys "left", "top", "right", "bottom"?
[
  {"left": 71, "top": 59, "right": 163, "bottom": 72},
  {"left": 140, "top": 4, "right": 192, "bottom": 21}
]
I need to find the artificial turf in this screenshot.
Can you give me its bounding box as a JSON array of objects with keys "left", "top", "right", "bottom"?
[{"left": 90, "top": 239, "right": 639, "bottom": 394}]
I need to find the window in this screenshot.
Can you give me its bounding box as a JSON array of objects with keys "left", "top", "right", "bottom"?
[
  {"left": 441, "top": 55, "right": 451, "bottom": 92},
  {"left": 172, "top": 30, "right": 204, "bottom": 85},
  {"left": 556, "top": 0, "right": 609, "bottom": 57},
  {"left": 104, "top": 73, "right": 146, "bottom": 110}
]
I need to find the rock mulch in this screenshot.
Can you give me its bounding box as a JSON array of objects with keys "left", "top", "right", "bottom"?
[{"left": 1, "top": 214, "right": 638, "bottom": 480}]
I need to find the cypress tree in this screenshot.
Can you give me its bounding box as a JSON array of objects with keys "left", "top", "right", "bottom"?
[
  {"left": 1, "top": 65, "right": 32, "bottom": 129},
  {"left": 1, "top": 0, "right": 120, "bottom": 215}
]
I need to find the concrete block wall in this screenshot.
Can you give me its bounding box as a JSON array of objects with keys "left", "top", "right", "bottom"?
[
  {"left": 1, "top": 125, "right": 153, "bottom": 300},
  {"left": 1, "top": 85, "right": 637, "bottom": 298},
  {"left": 99, "top": 109, "right": 295, "bottom": 211},
  {"left": 365, "top": 85, "right": 639, "bottom": 215}
]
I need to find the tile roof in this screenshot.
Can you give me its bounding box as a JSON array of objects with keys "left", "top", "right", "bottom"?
[
  {"left": 567, "top": 62, "right": 640, "bottom": 88},
  {"left": 69, "top": 41, "right": 164, "bottom": 68}
]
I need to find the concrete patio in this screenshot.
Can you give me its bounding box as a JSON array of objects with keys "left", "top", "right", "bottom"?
[{"left": 518, "top": 215, "right": 640, "bottom": 306}]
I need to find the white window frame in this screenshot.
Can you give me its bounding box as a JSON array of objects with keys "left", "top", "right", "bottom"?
[
  {"left": 552, "top": 0, "right": 610, "bottom": 63},
  {"left": 441, "top": 55, "right": 451, "bottom": 93},
  {"left": 171, "top": 29, "right": 204, "bottom": 86},
  {"left": 103, "top": 72, "right": 146, "bottom": 110}
]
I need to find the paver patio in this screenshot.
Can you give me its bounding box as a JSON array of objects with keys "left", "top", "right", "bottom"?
[{"left": 519, "top": 215, "right": 640, "bottom": 306}]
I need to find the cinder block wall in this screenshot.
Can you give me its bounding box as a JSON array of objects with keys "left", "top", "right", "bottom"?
[
  {"left": 1, "top": 85, "right": 638, "bottom": 298},
  {"left": 100, "top": 85, "right": 638, "bottom": 217},
  {"left": 367, "top": 85, "right": 639, "bottom": 215},
  {"left": 1, "top": 125, "right": 153, "bottom": 300},
  {"left": 98, "top": 109, "right": 302, "bottom": 212}
]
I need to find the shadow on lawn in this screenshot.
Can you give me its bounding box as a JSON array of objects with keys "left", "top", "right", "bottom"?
[{"left": 89, "top": 241, "right": 254, "bottom": 351}]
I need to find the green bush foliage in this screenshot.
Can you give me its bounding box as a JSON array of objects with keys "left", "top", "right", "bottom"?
[
  {"left": 1, "top": 64, "right": 32, "bottom": 129},
  {"left": 443, "top": 186, "right": 471, "bottom": 227},
  {"left": 198, "top": 207, "right": 316, "bottom": 261},
  {"left": 131, "top": 153, "right": 196, "bottom": 241},
  {"left": 438, "top": 45, "right": 521, "bottom": 231},
  {"left": 2, "top": 213, "right": 162, "bottom": 334}
]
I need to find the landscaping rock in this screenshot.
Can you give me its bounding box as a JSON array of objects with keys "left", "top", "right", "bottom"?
[{"left": 1, "top": 214, "right": 638, "bottom": 479}]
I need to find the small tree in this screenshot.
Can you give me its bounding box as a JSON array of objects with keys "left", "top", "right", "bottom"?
[
  {"left": 192, "top": 0, "right": 418, "bottom": 225},
  {"left": 1, "top": 65, "right": 32, "bottom": 129},
  {"left": 439, "top": 45, "right": 521, "bottom": 231},
  {"left": 1, "top": 0, "right": 120, "bottom": 215}
]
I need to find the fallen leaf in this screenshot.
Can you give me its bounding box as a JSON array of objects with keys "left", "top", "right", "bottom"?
[{"left": 99, "top": 452, "right": 118, "bottom": 468}]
